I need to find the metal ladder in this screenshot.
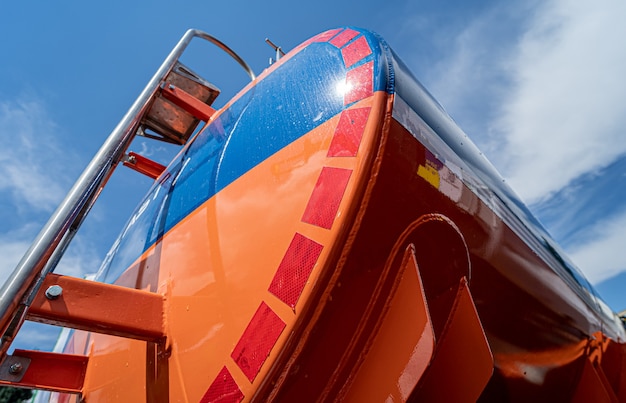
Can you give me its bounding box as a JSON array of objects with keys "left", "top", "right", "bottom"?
[{"left": 0, "top": 29, "right": 254, "bottom": 396}]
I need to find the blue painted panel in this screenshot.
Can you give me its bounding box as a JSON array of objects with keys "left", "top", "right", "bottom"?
[{"left": 97, "top": 28, "right": 391, "bottom": 283}]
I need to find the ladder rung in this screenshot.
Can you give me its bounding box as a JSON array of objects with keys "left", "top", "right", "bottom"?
[
  {"left": 0, "top": 349, "right": 88, "bottom": 393},
  {"left": 123, "top": 151, "right": 167, "bottom": 180},
  {"left": 26, "top": 274, "right": 165, "bottom": 342},
  {"left": 161, "top": 83, "right": 217, "bottom": 121}
]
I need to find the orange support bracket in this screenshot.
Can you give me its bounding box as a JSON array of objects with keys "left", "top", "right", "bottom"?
[
  {"left": 412, "top": 276, "right": 494, "bottom": 402},
  {"left": 123, "top": 151, "right": 167, "bottom": 180},
  {"left": 571, "top": 333, "right": 626, "bottom": 402},
  {"left": 0, "top": 349, "right": 88, "bottom": 394},
  {"left": 161, "top": 82, "right": 216, "bottom": 121},
  {"left": 601, "top": 338, "right": 626, "bottom": 400},
  {"left": 572, "top": 357, "right": 618, "bottom": 403},
  {"left": 26, "top": 273, "right": 165, "bottom": 342},
  {"left": 343, "top": 244, "right": 435, "bottom": 401}
]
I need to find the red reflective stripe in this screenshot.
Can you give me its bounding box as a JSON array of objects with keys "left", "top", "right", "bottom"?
[
  {"left": 330, "top": 29, "right": 360, "bottom": 48},
  {"left": 201, "top": 367, "right": 244, "bottom": 403},
  {"left": 295, "top": 29, "right": 343, "bottom": 53},
  {"left": 327, "top": 107, "right": 371, "bottom": 157},
  {"left": 231, "top": 302, "right": 286, "bottom": 383},
  {"left": 206, "top": 28, "right": 377, "bottom": 397},
  {"left": 344, "top": 61, "right": 374, "bottom": 105},
  {"left": 315, "top": 28, "right": 344, "bottom": 43},
  {"left": 301, "top": 167, "right": 352, "bottom": 229},
  {"left": 269, "top": 233, "right": 324, "bottom": 309},
  {"left": 341, "top": 36, "right": 372, "bottom": 68}
]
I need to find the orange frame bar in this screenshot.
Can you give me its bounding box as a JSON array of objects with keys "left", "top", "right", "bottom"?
[
  {"left": 161, "top": 84, "right": 216, "bottom": 121},
  {"left": 0, "top": 349, "right": 88, "bottom": 393},
  {"left": 123, "top": 151, "right": 167, "bottom": 180},
  {"left": 26, "top": 273, "right": 165, "bottom": 341}
]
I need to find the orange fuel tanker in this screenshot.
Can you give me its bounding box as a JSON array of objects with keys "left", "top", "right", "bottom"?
[{"left": 0, "top": 27, "right": 625, "bottom": 402}]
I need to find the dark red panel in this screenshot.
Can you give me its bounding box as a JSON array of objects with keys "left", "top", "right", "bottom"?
[
  {"left": 327, "top": 107, "right": 372, "bottom": 157},
  {"left": 301, "top": 167, "right": 353, "bottom": 229},
  {"left": 231, "top": 302, "right": 286, "bottom": 383},
  {"left": 329, "top": 29, "right": 360, "bottom": 48},
  {"left": 201, "top": 367, "right": 244, "bottom": 403},
  {"left": 341, "top": 36, "right": 372, "bottom": 68},
  {"left": 344, "top": 61, "right": 374, "bottom": 105},
  {"left": 269, "top": 233, "right": 324, "bottom": 309}
]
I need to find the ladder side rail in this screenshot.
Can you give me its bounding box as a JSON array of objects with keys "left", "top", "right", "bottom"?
[
  {"left": 191, "top": 29, "right": 256, "bottom": 80},
  {"left": 0, "top": 29, "right": 210, "bottom": 356},
  {"left": 0, "top": 226, "right": 78, "bottom": 352}
]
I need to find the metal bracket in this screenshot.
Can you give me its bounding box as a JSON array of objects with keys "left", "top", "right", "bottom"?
[
  {"left": 0, "top": 350, "right": 88, "bottom": 393},
  {"left": 0, "top": 355, "right": 31, "bottom": 383},
  {"left": 26, "top": 273, "right": 166, "bottom": 342},
  {"left": 122, "top": 152, "right": 167, "bottom": 180},
  {"left": 266, "top": 38, "right": 285, "bottom": 65}
]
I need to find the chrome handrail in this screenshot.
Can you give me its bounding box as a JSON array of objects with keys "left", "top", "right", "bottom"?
[{"left": 0, "top": 29, "right": 255, "bottom": 356}]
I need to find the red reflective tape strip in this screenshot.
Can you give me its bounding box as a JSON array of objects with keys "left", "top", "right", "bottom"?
[
  {"left": 344, "top": 61, "right": 374, "bottom": 105},
  {"left": 295, "top": 28, "right": 344, "bottom": 53},
  {"left": 330, "top": 29, "right": 360, "bottom": 48},
  {"left": 327, "top": 107, "right": 371, "bottom": 157},
  {"left": 301, "top": 167, "right": 353, "bottom": 229},
  {"left": 341, "top": 36, "right": 372, "bottom": 68},
  {"left": 269, "top": 233, "right": 324, "bottom": 309},
  {"left": 315, "top": 28, "right": 344, "bottom": 43},
  {"left": 201, "top": 367, "right": 244, "bottom": 403},
  {"left": 231, "top": 302, "right": 286, "bottom": 383}
]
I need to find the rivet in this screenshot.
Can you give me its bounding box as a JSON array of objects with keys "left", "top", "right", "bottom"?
[
  {"left": 9, "top": 362, "right": 23, "bottom": 374},
  {"left": 45, "top": 285, "right": 63, "bottom": 300}
]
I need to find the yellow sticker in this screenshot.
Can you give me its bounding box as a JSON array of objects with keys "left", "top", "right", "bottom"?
[{"left": 417, "top": 162, "right": 440, "bottom": 189}]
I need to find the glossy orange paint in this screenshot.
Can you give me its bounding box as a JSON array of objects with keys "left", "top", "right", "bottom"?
[
  {"left": 65, "top": 92, "right": 389, "bottom": 401},
  {"left": 411, "top": 277, "right": 493, "bottom": 402},
  {"left": 123, "top": 152, "right": 166, "bottom": 180},
  {"left": 8, "top": 26, "right": 625, "bottom": 401},
  {"left": 0, "top": 349, "right": 88, "bottom": 393},
  {"left": 160, "top": 84, "right": 216, "bottom": 122},
  {"left": 27, "top": 273, "right": 165, "bottom": 341},
  {"left": 343, "top": 244, "right": 435, "bottom": 402}
]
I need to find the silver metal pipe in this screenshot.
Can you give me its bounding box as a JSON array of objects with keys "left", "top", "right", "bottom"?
[
  {"left": 0, "top": 29, "right": 254, "bottom": 349},
  {"left": 193, "top": 29, "right": 256, "bottom": 80}
]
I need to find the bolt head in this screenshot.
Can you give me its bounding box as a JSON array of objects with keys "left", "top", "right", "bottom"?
[
  {"left": 45, "top": 285, "right": 63, "bottom": 300},
  {"left": 9, "top": 362, "right": 23, "bottom": 374}
]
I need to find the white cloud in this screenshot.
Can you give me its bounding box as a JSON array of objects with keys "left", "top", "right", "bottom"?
[
  {"left": 0, "top": 226, "right": 99, "bottom": 291},
  {"left": 0, "top": 99, "right": 70, "bottom": 212},
  {"left": 494, "top": 0, "right": 626, "bottom": 203},
  {"left": 54, "top": 236, "right": 102, "bottom": 279},
  {"left": 407, "top": 0, "right": 626, "bottom": 206},
  {"left": 423, "top": 5, "right": 516, "bottom": 125},
  {"left": 568, "top": 209, "right": 626, "bottom": 284},
  {"left": 0, "top": 98, "right": 100, "bottom": 286},
  {"left": 0, "top": 227, "right": 97, "bottom": 353},
  {"left": 0, "top": 221, "right": 46, "bottom": 281},
  {"left": 398, "top": 0, "right": 626, "bottom": 287},
  {"left": 14, "top": 321, "right": 61, "bottom": 352},
  {"left": 0, "top": 238, "right": 32, "bottom": 285}
]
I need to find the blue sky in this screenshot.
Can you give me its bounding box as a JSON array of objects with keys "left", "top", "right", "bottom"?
[{"left": 1, "top": 0, "right": 625, "bottom": 352}]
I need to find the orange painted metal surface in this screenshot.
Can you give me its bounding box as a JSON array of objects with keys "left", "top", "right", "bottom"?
[
  {"left": 66, "top": 91, "right": 390, "bottom": 401},
  {"left": 343, "top": 244, "right": 435, "bottom": 401},
  {"left": 160, "top": 83, "right": 216, "bottom": 122},
  {"left": 412, "top": 277, "right": 493, "bottom": 401},
  {"left": 123, "top": 151, "right": 166, "bottom": 180},
  {"left": 26, "top": 273, "right": 165, "bottom": 341},
  {"left": 3, "top": 27, "right": 625, "bottom": 401},
  {"left": 0, "top": 349, "right": 87, "bottom": 393}
]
